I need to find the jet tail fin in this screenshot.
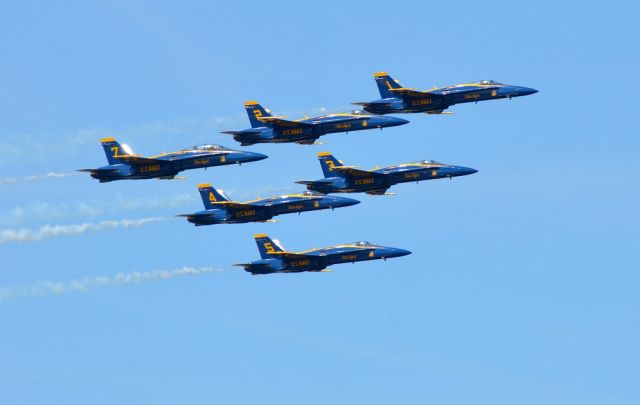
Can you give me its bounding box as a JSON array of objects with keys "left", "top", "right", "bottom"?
[
  {"left": 317, "top": 151, "right": 345, "bottom": 178},
  {"left": 244, "top": 100, "right": 273, "bottom": 128},
  {"left": 100, "top": 137, "right": 135, "bottom": 165},
  {"left": 254, "top": 233, "right": 286, "bottom": 259},
  {"left": 197, "top": 183, "right": 230, "bottom": 209},
  {"left": 373, "top": 72, "right": 403, "bottom": 98}
]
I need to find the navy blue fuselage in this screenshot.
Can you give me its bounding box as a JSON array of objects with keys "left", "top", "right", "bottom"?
[
  {"left": 79, "top": 138, "right": 267, "bottom": 182},
  {"left": 355, "top": 73, "right": 537, "bottom": 115},
  {"left": 297, "top": 152, "right": 477, "bottom": 195},
  {"left": 238, "top": 235, "right": 411, "bottom": 275},
  {"left": 181, "top": 185, "right": 359, "bottom": 225},
  {"left": 222, "top": 101, "right": 408, "bottom": 145}
]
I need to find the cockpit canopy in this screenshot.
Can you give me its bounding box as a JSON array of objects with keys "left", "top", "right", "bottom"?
[
  {"left": 477, "top": 80, "right": 502, "bottom": 85},
  {"left": 187, "top": 144, "right": 226, "bottom": 152},
  {"left": 302, "top": 190, "right": 323, "bottom": 196},
  {"left": 354, "top": 241, "right": 372, "bottom": 247},
  {"left": 420, "top": 160, "right": 443, "bottom": 166}
]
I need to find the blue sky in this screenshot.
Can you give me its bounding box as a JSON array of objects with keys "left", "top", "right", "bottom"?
[{"left": 1, "top": 1, "right": 638, "bottom": 404}]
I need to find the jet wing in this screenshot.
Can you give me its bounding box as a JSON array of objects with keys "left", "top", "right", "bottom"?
[
  {"left": 266, "top": 252, "right": 314, "bottom": 259},
  {"left": 258, "top": 117, "right": 313, "bottom": 127},
  {"left": 115, "top": 155, "right": 165, "bottom": 165},
  {"left": 209, "top": 201, "right": 257, "bottom": 210},
  {"left": 389, "top": 88, "right": 444, "bottom": 98},
  {"left": 331, "top": 166, "right": 384, "bottom": 178}
]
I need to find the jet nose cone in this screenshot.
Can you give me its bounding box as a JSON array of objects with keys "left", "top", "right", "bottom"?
[
  {"left": 517, "top": 86, "right": 538, "bottom": 96},
  {"left": 459, "top": 166, "right": 478, "bottom": 176},
  {"left": 247, "top": 152, "right": 268, "bottom": 162},
  {"left": 335, "top": 196, "right": 360, "bottom": 207},
  {"left": 391, "top": 248, "right": 412, "bottom": 258},
  {"left": 386, "top": 116, "right": 410, "bottom": 126}
]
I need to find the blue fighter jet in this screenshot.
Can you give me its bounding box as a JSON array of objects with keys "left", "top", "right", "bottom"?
[
  {"left": 353, "top": 72, "right": 538, "bottom": 115},
  {"left": 221, "top": 101, "right": 408, "bottom": 145},
  {"left": 178, "top": 183, "right": 360, "bottom": 225},
  {"left": 235, "top": 234, "right": 411, "bottom": 275},
  {"left": 296, "top": 152, "right": 477, "bottom": 195},
  {"left": 79, "top": 137, "right": 267, "bottom": 182}
]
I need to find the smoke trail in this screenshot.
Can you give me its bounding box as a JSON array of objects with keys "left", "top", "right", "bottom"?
[
  {"left": 0, "top": 186, "right": 296, "bottom": 226},
  {"left": 0, "top": 267, "right": 222, "bottom": 302},
  {"left": 1, "top": 106, "right": 347, "bottom": 166},
  {"left": 0, "top": 172, "right": 77, "bottom": 185},
  {"left": 0, "top": 217, "right": 165, "bottom": 244}
]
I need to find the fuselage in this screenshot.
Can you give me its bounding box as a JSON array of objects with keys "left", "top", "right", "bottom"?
[
  {"left": 186, "top": 193, "right": 359, "bottom": 225},
  {"left": 247, "top": 242, "right": 411, "bottom": 274},
  {"left": 89, "top": 146, "right": 267, "bottom": 182},
  {"left": 363, "top": 81, "right": 538, "bottom": 114},
  {"left": 231, "top": 113, "right": 408, "bottom": 145},
  {"left": 305, "top": 161, "right": 478, "bottom": 194}
]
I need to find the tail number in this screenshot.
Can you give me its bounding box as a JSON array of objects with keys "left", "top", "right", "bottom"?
[{"left": 264, "top": 242, "right": 276, "bottom": 253}]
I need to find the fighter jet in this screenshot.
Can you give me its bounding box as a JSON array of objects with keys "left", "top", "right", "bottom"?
[
  {"left": 235, "top": 234, "right": 411, "bottom": 275},
  {"left": 178, "top": 183, "right": 360, "bottom": 225},
  {"left": 296, "top": 152, "right": 477, "bottom": 195},
  {"left": 221, "top": 101, "right": 409, "bottom": 145},
  {"left": 353, "top": 72, "right": 538, "bottom": 115},
  {"left": 79, "top": 137, "right": 267, "bottom": 182}
]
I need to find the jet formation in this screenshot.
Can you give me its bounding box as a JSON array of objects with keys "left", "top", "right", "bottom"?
[{"left": 78, "top": 72, "right": 537, "bottom": 274}]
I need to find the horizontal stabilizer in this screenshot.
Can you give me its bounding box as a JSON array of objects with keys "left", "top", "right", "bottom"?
[
  {"left": 351, "top": 101, "right": 393, "bottom": 107},
  {"left": 295, "top": 179, "right": 335, "bottom": 185},
  {"left": 221, "top": 129, "right": 264, "bottom": 135},
  {"left": 77, "top": 168, "right": 119, "bottom": 174}
]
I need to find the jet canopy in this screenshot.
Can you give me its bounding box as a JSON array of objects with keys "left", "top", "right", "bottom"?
[
  {"left": 420, "top": 160, "right": 443, "bottom": 166},
  {"left": 354, "top": 241, "right": 373, "bottom": 247},
  {"left": 477, "top": 80, "right": 502, "bottom": 85},
  {"left": 187, "top": 144, "right": 227, "bottom": 152},
  {"left": 302, "top": 190, "right": 323, "bottom": 196}
]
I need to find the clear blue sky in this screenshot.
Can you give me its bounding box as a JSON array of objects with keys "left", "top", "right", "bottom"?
[{"left": 1, "top": 1, "right": 638, "bottom": 404}]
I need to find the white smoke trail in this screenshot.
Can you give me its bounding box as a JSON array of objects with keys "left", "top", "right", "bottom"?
[
  {"left": 0, "top": 217, "right": 165, "bottom": 244},
  {"left": 0, "top": 267, "right": 223, "bottom": 302},
  {"left": 0, "top": 186, "right": 296, "bottom": 226},
  {"left": 1, "top": 106, "right": 344, "bottom": 166},
  {"left": 0, "top": 172, "right": 77, "bottom": 185}
]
